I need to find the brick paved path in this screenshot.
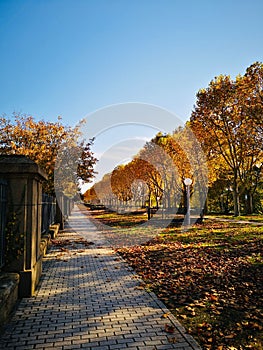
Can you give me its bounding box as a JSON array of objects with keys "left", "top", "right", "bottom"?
[{"left": 0, "top": 206, "right": 201, "bottom": 350}]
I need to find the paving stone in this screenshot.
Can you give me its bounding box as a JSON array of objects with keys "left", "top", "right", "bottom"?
[{"left": 0, "top": 206, "right": 201, "bottom": 350}]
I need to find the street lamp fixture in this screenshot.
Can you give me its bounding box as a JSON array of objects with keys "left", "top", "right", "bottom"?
[
  {"left": 156, "top": 196, "right": 160, "bottom": 209},
  {"left": 184, "top": 178, "right": 192, "bottom": 226},
  {"left": 184, "top": 178, "right": 192, "bottom": 187}
]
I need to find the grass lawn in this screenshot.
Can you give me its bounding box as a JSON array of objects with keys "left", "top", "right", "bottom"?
[
  {"left": 87, "top": 208, "right": 263, "bottom": 350},
  {"left": 207, "top": 214, "right": 263, "bottom": 223},
  {"left": 86, "top": 208, "right": 148, "bottom": 227}
]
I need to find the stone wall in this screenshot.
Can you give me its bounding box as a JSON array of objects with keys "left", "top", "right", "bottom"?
[{"left": 0, "top": 273, "right": 20, "bottom": 328}]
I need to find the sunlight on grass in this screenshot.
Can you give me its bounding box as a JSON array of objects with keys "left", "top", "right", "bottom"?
[{"left": 207, "top": 214, "right": 263, "bottom": 222}]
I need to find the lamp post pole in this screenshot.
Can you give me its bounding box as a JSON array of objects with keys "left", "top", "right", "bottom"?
[
  {"left": 184, "top": 178, "right": 192, "bottom": 226},
  {"left": 147, "top": 194, "right": 151, "bottom": 220}
]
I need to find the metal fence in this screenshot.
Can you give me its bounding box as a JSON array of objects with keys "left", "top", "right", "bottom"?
[
  {"left": 41, "top": 193, "right": 56, "bottom": 234},
  {"left": 0, "top": 179, "right": 7, "bottom": 267}
]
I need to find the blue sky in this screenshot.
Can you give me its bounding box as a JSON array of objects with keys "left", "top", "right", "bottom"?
[
  {"left": 1, "top": 0, "right": 263, "bottom": 126},
  {"left": 1, "top": 0, "right": 263, "bottom": 189}
]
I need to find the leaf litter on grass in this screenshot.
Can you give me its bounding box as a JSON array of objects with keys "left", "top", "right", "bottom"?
[{"left": 116, "top": 222, "right": 263, "bottom": 349}]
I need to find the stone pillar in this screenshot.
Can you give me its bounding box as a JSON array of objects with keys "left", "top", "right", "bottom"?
[{"left": 0, "top": 155, "right": 47, "bottom": 297}]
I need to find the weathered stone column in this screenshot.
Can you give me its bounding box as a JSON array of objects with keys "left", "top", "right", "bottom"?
[{"left": 0, "top": 155, "right": 47, "bottom": 297}]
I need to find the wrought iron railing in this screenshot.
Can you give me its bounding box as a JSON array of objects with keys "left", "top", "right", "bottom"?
[{"left": 41, "top": 193, "right": 56, "bottom": 234}]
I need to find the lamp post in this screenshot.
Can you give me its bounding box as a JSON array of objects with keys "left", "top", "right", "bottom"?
[
  {"left": 184, "top": 178, "right": 192, "bottom": 226},
  {"left": 156, "top": 196, "right": 160, "bottom": 209},
  {"left": 147, "top": 193, "right": 151, "bottom": 220}
]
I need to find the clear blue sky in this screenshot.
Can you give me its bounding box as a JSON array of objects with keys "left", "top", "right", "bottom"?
[{"left": 1, "top": 0, "right": 263, "bottom": 126}]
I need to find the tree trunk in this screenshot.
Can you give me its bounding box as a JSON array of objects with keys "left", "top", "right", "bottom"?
[
  {"left": 201, "top": 197, "right": 208, "bottom": 218},
  {"left": 247, "top": 193, "right": 254, "bottom": 214},
  {"left": 233, "top": 177, "right": 240, "bottom": 217},
  {"left": 231, "top": 169, "right": 240, "bottom": 216},
  {"left": 167, "top": 194, "right": 171, "bottom": 210}
]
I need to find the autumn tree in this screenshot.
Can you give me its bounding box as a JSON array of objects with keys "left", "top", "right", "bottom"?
[
  {"left": 235, "top": 62, "right": 263, "bottom": 213},
  {"left": 83, "top": 186, "right": 99, "bottom": 204},
  {"left": 153, "top": 132, "right": 190, "bottom": 211},
  {"left": 0, "top": 114, "right": 97, "bottom": 194},
  {"left": 130, "top": 156, "right": 162, "bottom": 208},
  {"left": 190, "top": 63, "right": 263, "bottom": 215},
  {"left": 110, "top": 165, "right": 131, "bottom": 204}
]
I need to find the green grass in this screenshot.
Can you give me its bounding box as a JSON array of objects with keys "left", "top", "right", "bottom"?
[
  {"left": 207, "top": 214, "right": 263, "bottom": 222},
  {"left": 88, "top": 209, "right": 148, "bottom": 227},
  {"left": 160, "top": 220, "right": 263, "bottom": 248}
]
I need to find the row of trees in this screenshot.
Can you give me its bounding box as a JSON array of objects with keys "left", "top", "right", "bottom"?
[
  {"left": 85, "top": 62, "right": 263, "bottom": 216},
  {"left": 85, "top": 127, "right": 208, "bottom": 217}
]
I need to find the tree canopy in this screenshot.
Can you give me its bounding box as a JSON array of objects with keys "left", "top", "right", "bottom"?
[
  {"left": 0, "top": 114, "right": 97, "bottom": 195},
  {"left": 190, "top": 62, "right": 263, "bottom": 215}
]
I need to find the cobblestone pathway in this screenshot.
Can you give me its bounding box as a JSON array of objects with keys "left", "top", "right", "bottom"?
[{"left": 0, "top": 206, "right": 201, "bottom": 350}]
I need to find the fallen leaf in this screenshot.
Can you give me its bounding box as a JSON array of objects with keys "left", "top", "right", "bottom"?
[
  {"left": 164, "top": 324, "right": 175, "bottom": 333},
  {"left": 60, "top": 247, "right": 69, "bottom": 252},
  {"left": 135, "top": 286, "right": 144, "bottom": 290},
  {"left": 179, "top": 314, "right": 187, "bottom": 319},
  {"left": 210, "top": 294, "right": 218, "bottom": 301},
  {"left": 225, "top": 334, "right": 235, "bottom": 339},
  {"left": 168, "top": 336, "right": 177, "bottom": 343}
]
